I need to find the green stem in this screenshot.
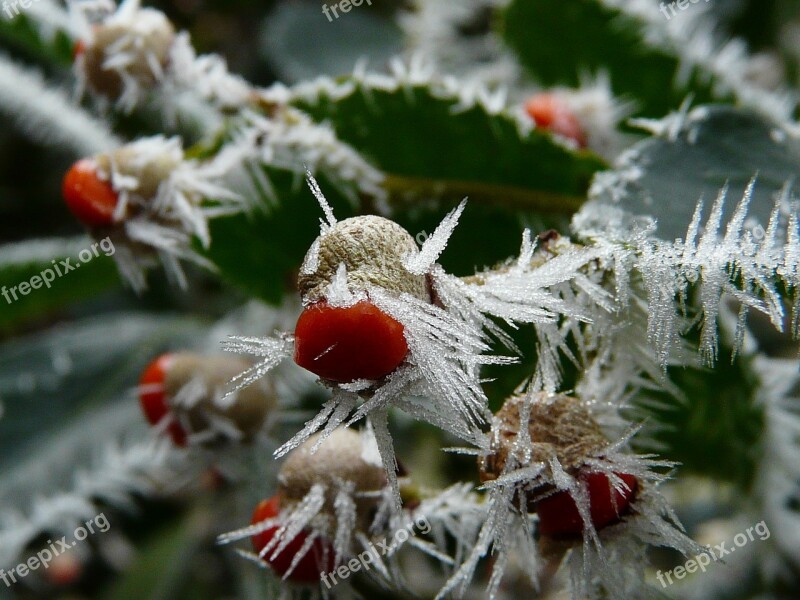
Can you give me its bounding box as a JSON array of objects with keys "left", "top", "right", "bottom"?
[{"left": 383, "top": 174, "right": 586, "bottom": 214}]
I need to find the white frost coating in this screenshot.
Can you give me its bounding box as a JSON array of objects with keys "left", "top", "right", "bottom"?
[
  {"left": 73, "top": 0, "right": 252, "bottom": 119},
  {"left": 220, "top": 108, "right": 385, "bottom": 209},
  {"left": 0, "top": 436, "right": 182, "bottom": 569},
  {"left": 219, "top": 469, "right": 413, "bottom": 590},
  {"left": 325, "top": 263, "right": 362, "bottom": 308},
  {"left": 399, "top": 0, "right": 525, "bottom": 90},
  {"left": 262, "top": 56, "right": 541, "bottom": 149},
  {"left": 0, "top": 54, "right": 119, "bottom": 155},
  {"left": 574, "top": 178, "right": 800, "bottom": 366},
  {"left": 444, "top": 401, "right": 701, "bottom": 599},
  {"left": 750, "top": 350, "right": 800, "bottom": 575},
  {"left": 222, "top": 335, "right": 294, "bottom": 398}
]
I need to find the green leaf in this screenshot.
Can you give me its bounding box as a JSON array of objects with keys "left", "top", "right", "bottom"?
[
  {"left": 629, "top": 339, "right": 765, "bottom": 489},
  {"left": 205, "top": 170, "right": 357, "bottom": 303},
  {"left": 0, "top": 236, "right": 120, "bottom": 333},
  {"left": 205, "top": 76, "right": 606, "bottom": 302},
  {"left": 498, "top": 0, "right": 787, "bottom": 119},
  {"left": 0, "top": 10, "right": 74, "bottom": 67},
  {"left": 588, "top": 105, "right": 800, "bottom": 241},
  {"left": 292, "top": 75, "right": 606, "bottom": 212},
  {"left": 0, "top": 312, "right": 204, "bottom": 475}
]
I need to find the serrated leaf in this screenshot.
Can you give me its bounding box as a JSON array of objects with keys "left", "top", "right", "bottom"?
[
  {"left": 629, "top": 340, "right": 765, "bottom": 489},
  {"left": 205, "top": 170, "right": 357, "bottom": 304},
  {"left": 206, "top": 76, "right": 606, "bottom": 302}
]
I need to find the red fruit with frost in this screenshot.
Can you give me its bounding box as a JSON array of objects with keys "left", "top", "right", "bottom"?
[
  {"left": 251, "top": 495, "right": 335, "bottom": 583},
  {"left": 525, "top": 93, "right": 587, "bottom": 148},
  {"left": 294, "top": 300, "right": 409, "bottom": 383},
  {"left": 138, "top": 353, "right": 187, "bottom": 446},
  {"left": 62, "top": 158, "right": 118, "bottom": 227},
  {"left": 536, "top": 472, "right": 638, "bottom": 537}
]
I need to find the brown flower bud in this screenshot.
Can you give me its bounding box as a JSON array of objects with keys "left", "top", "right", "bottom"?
[
  {"left": 278, "top": 428, "right": 387, "bottom": 528},
  {"left": 479, "top": 392, "right": 608, "bottom": 485},
  {"left": 298, "top": 216, "right": 430, "bottom": 303}
]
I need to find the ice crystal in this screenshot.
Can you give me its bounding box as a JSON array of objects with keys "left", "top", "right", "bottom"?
[
  {"left": 438, "top": 392, "right": 701, "bottom": 600},
  {"left": 0, "top": 54, "right": 119, "bottom": 155},
  {"left": 574, "top": 178, "right": 800, "bottom": 366},
  {"left": 94, "top": 135, "right": 244, "bottom": 291}
]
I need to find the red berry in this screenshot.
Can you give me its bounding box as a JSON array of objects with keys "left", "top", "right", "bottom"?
[
  {"left": 536, "top": 472, "right": 638, "bottom": 537},
  {"left": 139, "top": 353, "right": 187, "bottom": 447},
  {"left": 524, "top": 93, "right": 587, "bottom": 148},
  {"left": 62, "top": 158, "right": 119, "bottom": 227},
  {"left": 73, "top": 39, "right": 86, "bottom": 60},
  {"left": 294, "top": 300, "right": 409, "bottom": 383},
  {"left": 251, "top": 495, "right": 335, "bottom": 583}
]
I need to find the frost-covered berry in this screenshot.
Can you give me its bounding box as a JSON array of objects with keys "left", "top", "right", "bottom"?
[
  {"left": 76, "top": 9, "right": 175, "bottom": 103},
  {"left": 62, "top": 158, "right": 119, "bottom": 227},
  {"left": 536, "top": 471, "right": 638, "bottom": 537},
  {"left": 524, "top": 93, "right": 587, "bottom": 148},
  {"left": 294, "top": 215, "right": 430, "bottom": 382},
  {"left": 294, "top": 300, "right": 408, "bottom": 382},
  {"left": 250, "top": 494, "right": 336, "bottom": 583},
  {"left": 278, "top": 428, "right": 387, "bottom": 525},
  {"left": 479, "top": 392, "right": 640, "bottom": 534},
  {"left": 139, "top": 353, "right": 188, "bottom": 446},
  {"left": 138, "top": 352, "right": 275, "bottom": 446},
  {"left": 62, "top": 141, "right": 182, "bottom": 229}
]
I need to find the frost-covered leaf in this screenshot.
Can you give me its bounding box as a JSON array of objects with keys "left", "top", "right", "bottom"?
[
  {"left": 628, "top": 338, "right": 765, "bottom": 488},
  {"left": 587, "top": 105, "right": 800, "bottom": 241},
  {"left": 205, "top": 170, "right": 358, "bottom": 304},
  {"left": 0, "top": 312, "right": 203, "bottom": 469},
  {"left": 500, "top": 0, "right": 795, "bottom": 119},
  {"left": 288, "top": 66, "right": 606, "bottom": 211}
]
